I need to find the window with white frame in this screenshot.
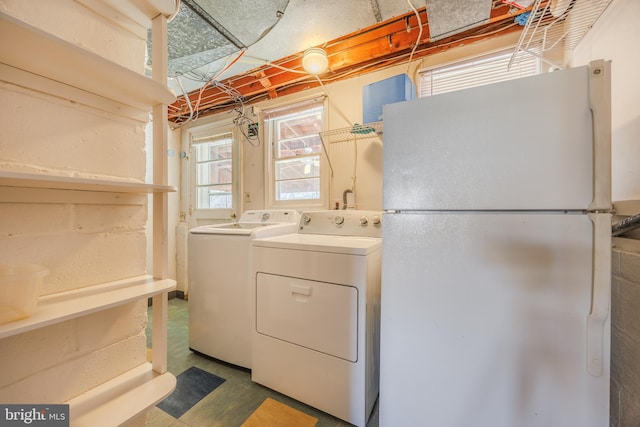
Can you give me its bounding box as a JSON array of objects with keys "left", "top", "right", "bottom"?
[
  {"left": 264, "top": 98, "right": 326, "bottom": 207},
  {"left": 418, "top": 49, "right": 540, "bottom": 97},
  {"left": 188, "top": 123, "right": 239, "bottom": 220}
]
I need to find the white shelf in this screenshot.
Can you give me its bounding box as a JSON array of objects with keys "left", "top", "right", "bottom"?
[
  {"left": 0, "top": 171, "right": 176, "bottom": 194},
  {"left": 0, "top": 11, "right": 176, "bottom": 113},
  {"left": 0, "top": 5, "right": 176, "bottom": 425},
  {"left": 0, "top": 275, "right": 176, "bottom": 339},
  {"left": 67, "top": 362, "right": 176, "bottom": 427},
  {"left": 319, "top": 121, "right": 384, "bottom": 144},
  {"left": 76, "top": 0, "right": 180, "bottom": 39}
]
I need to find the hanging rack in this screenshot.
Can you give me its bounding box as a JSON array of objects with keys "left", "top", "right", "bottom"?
[
  {"left": 508, "top": 0, "right": 614, "bottom": 70},
  {"left": 319, "top": 121, "right": 383, "bottom": 145}
]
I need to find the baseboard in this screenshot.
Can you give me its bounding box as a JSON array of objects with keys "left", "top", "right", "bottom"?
[{"left": 147, "top": 289, "right": 186, "bottom": 306}]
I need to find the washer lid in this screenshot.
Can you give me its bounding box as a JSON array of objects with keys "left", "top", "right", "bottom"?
[
  {"left": 190, "top": 222, "right": 297, "bottom": 237},
  {"left": 253, "top": 233, "right": 381, "bottom": 255}
]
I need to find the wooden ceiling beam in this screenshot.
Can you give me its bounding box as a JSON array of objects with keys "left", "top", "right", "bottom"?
[{"left": 168, "top": 5, "right": 531, "bottom": 123}]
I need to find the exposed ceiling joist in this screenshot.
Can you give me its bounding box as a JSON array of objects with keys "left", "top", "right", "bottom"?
[{"left": 168, "top": 4, "right": 531, "bottom": 124}]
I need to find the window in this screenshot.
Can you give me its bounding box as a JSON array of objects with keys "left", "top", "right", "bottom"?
[
  {"left": 188, "top": 122, "right": 239, "bottom": 220},
  {"left": 418, "top": 49, "right": 540, "bottom": 97},
  {"left": 194, "top": 134, "right": 232, "bottom": 209},
  {"left": 264, "top": 98, "right": 326, "bottom": 207}
]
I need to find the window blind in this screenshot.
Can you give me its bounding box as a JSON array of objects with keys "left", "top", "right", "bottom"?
[{"left": 419, "top": 49, "right": 539, "bottom": 97}]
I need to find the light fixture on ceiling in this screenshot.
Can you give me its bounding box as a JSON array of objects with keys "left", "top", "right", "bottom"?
[{"left": 302, "top": 47, "right": 329, "bottom": 75}]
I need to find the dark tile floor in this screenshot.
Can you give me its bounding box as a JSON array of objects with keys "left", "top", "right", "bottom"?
[{"left": 145, "top": 297, "right": 379, "bottom": 427}]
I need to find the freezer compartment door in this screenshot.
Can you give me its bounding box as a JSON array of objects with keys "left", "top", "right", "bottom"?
[
  {"left": 383, "top": 64, "right": 604, "bottom": 211},
  {"left": 379, "top": 212, "right": 610, "bottom": 427}
]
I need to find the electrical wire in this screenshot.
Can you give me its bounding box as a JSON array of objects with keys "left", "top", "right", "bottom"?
[
  {"left": 405, "top": 0, "right": 423, "bottom": 74},
  {"left": 170, "top": 75, "right": 194, "bottom": 129},
  {"left": 171, "top": 49, "right": 247, "bottom": 126},
  {"left": 170, "top": 14, "right": 517, "bottom": 124},
  {"left": 242, "top": 54, "right": 309, "bottom": 75},
  {"left": 193, "top": 50, "right": 246, "bottom": 111},
  {"left": 173, "top": 64, "right": 261, "bottom": 147}
]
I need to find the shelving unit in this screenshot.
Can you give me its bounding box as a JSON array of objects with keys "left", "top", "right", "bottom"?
[
  {"left": 318, "top": 122, "right": 383, "bottom": 177},
  {"left": 0, "top": 1, "right": 178, "bottom": 424},
  {"left": 319, "top": 121, "right": 384, "bottom": 145},
  {"left": 0, "top": 171, "right": 176, "bottom": 194},
  {"left": 67, "top": 362, "right": 176, "bottom": 427},
  {"left": 0, "top": 11, "right": 175, "bottom": 121},
  {"left": 0, "top": 275, "right": 175, "bottom": 339}
]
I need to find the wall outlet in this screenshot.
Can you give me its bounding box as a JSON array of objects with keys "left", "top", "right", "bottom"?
[
  {"left": 247, "top": 123, "right": 259, "bottom": 137},
  {"left": 244, "top": 192, "right": 251, "bottom": 202}
]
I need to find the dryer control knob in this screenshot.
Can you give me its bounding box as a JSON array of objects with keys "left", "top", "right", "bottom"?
[
  {"left": 334, "top": 215, "right": 344, "bottom": 225},
  {"left": 261, "top": 213, "right": 270, "bottom": 221},
  {"left": 360, "top": 216, "right": 368, "bottom": 225},
  {"left": 372, "top": 215, "right": 381, "bottom": 225},
  {"left": 303, "top": 214, "right": 311, "bottom": 224}
]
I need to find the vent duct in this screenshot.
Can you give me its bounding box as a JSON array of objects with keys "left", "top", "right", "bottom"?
[{"left": 147, "top": 0, "right": 290, "bottom": 77}]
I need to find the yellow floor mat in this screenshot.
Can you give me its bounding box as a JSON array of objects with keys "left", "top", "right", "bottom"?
[{"left": 242, "top": 397, "right": 318, "bottom": 427}]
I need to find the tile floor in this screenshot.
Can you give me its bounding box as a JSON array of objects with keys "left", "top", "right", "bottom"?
[{"left": 145, "top": 297, "right": 379, "bottom": 427}]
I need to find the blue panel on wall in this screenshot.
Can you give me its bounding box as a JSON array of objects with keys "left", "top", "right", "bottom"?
[{"left": 363, "top": 74, "right": 416, "bottom": 124}]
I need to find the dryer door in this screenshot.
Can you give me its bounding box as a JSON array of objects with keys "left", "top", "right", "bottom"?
[{"left": 256, "top": 273, "right": 358, "bottom": 362}]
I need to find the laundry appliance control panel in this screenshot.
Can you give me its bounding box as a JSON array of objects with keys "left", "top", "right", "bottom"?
[{"left": 298, "top": 210, "right": 382, "bottom": 237}]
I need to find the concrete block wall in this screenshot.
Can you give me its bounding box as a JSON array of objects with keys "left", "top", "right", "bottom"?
[
  {"left": 0, "top": 0, "right": 151, "bottom": 408},
  {"left": 611, "top": 246, "right": 640, "bottom": 426}
]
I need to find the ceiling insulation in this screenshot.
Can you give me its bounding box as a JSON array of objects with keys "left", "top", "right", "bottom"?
[
  {"left": 147, "top": 0, "right": 289, "bottom": 77},
  {"left": 425, "top": 0, "right": 493, "bottom": 41}
]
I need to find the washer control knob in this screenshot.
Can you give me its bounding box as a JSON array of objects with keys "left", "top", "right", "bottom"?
[
  {"left": 372, "top": 215, "right": 381, "bottom": 225},
  {"left": 261, "top": 213, "right": 270, "bottom": 221},
  {"left": 360, "top": 216, "right": 368, "bottom": 225},
  {"left": 302, "top": 214, "right": 311, "bottom": 224},
  {"left": 334, "top": 215, "right": 345, "bottom": 225}
]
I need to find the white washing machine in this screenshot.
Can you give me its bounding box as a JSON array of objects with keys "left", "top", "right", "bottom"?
[
  {"left": 188, "top": 209, "right": 299, "bottom": 368},
  {"left": 251, "top": 210, "right": 382, "bottom": 427}
]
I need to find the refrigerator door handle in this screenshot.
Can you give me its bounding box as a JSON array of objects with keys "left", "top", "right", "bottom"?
[
  {"left": 586, "top": 212, "right": 612, "bottom": 377},
  {"left": 587, "top": 59, "right": 612, "bottom": 212}
]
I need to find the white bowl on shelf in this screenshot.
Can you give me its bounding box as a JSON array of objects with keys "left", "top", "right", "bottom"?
[{"left": 0, "top": 264, "right": 49, "bottom": 325}]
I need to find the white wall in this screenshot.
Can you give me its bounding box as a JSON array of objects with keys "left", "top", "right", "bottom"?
[
  {"left": 569, "top": 0, "right": 640, "bottom": 202},
  {"left": 569, "top": 2, "right": 640, "bottom": 426},
  {"left": 173, "top": 31, "right": 524, "bottom": 215},
  {"left": 0, "top": 0, "right": 149, "bottom": 407}
]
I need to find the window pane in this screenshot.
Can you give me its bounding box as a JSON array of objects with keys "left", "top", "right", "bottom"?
[
  {"left": 265, "top": 102, "right": 324, "bottom": 204},
  {"left": 196, "top": 159, "right": 232, "bottom": 186},
  {"left": 276, "top": 178, "right": 320, "bottom": 201},
  {"left": 194, "top": 140, "right": 231, "bottom": 162},
  {"left": 192, "top": 131, "right": 234, "bottom": 212},
  {"left": 275, "top": 157, "right": 320, "bottom": 180},
  {"left": 197, "top": 184, "right": 232, "bottom": 209},
  {"left": 277, "top": 110, "right": 322, "bottom": 141},
  {"left": 276, "top": 134, "right": 322, "bottom": 159}
]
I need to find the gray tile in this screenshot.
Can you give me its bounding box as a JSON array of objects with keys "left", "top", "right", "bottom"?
[{"left": 146, "top": 298, "right": 379, "bottom": 427}]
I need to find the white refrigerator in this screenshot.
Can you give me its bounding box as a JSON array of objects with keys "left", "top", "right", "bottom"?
[{"left": 380, "top": 60, "right": 612, "bottom": 427}]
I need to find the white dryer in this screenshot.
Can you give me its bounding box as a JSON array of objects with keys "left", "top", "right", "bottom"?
[
  {"left": 188, "top": 209, "right": 299, "bottom": 368},
  {"left": 251, "top": 210, "right": 382, "bottom": 427}
]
